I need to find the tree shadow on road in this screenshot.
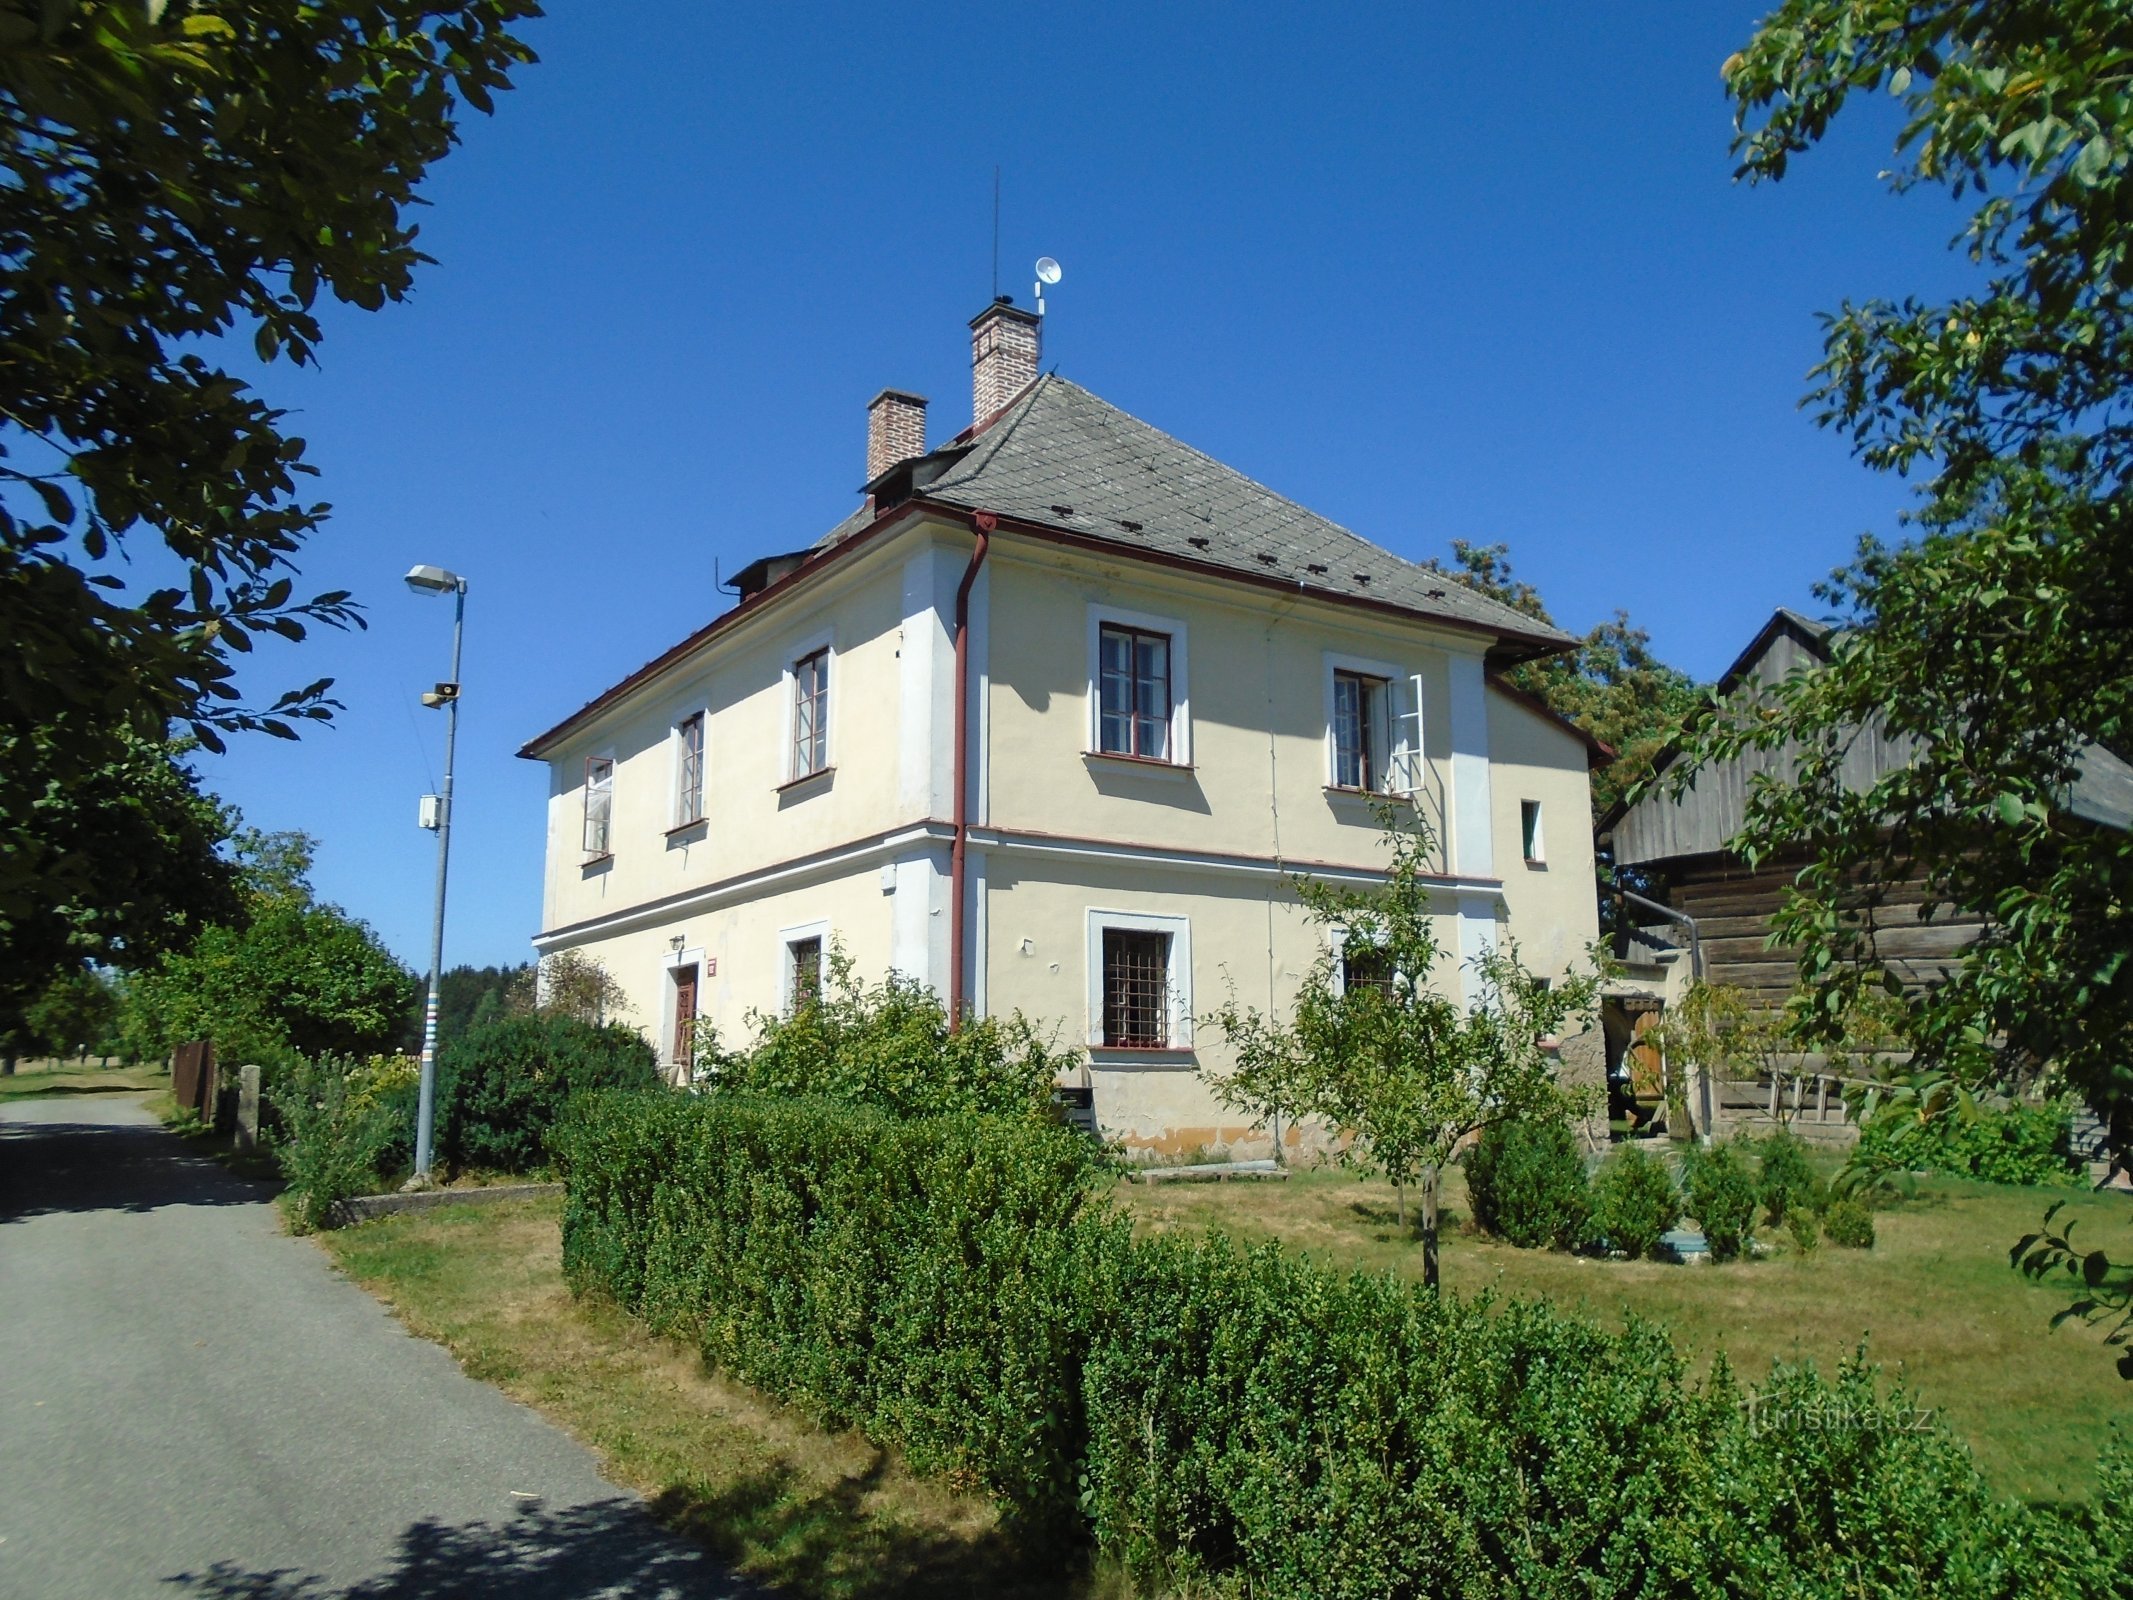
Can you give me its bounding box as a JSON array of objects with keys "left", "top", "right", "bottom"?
[
  {"left": 0, "top": 1117, "right": 267, "bottom": 1224},
  {"left": 162, "top": 1496, "right": 756, "bottom": 1599}
]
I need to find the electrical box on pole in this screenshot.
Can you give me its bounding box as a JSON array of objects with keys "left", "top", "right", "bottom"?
[{"left": 418, "top": 794, "right": 444, "bottom": 831}]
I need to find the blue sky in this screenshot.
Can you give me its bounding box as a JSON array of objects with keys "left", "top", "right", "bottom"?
[{"left": 195, "top": 3, "right": 1973, "bottom": 972}]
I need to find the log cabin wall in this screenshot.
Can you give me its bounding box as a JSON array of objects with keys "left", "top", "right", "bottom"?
[{"left": 1659, "top": 851, "right": 1987, "bottom": 1012}]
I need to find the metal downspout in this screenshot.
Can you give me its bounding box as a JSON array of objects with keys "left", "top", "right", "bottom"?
[{"left": 948, "top": 518, "right": 993, "bottom": 1030}]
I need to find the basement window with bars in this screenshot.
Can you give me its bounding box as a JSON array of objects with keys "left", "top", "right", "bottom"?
[
  {"left": 1102, "top": 928, "right": 1170, "bottom": 1048},
  {"left": 582, "top": 756, "right": 614, "bottom": 857}
]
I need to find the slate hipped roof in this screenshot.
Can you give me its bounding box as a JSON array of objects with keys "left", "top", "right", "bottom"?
[
  {"left": 522, "top": 370, "right": 1574, "bottom": 758},
  {"left": 833, "top": 373, "right": 1575, "bottom": 655}
]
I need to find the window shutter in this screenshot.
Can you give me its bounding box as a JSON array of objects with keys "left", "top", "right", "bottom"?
[{"left": 1387, "top": 673, "right": 1425, "bottom": 795}]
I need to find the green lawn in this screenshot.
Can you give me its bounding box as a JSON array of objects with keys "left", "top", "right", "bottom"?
[
  {"left": 1119, "top": 1159, "right": 2133, "bottom": 1505},
  {"left": 0, "top": 1058, "right": 164, "bottom": 1103}
]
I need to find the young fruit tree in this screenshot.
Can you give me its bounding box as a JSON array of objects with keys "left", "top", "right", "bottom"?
[{"left": 1204, "top": 808, "right": 1599, "bottom": 1289}]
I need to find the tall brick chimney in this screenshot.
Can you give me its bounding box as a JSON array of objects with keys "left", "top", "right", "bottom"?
[
  {"left": 866, "top": 388, "right": 927, "bottom": 482},
  {"left": 970, "top": 296, "right": 1041, "bottom": 429}
]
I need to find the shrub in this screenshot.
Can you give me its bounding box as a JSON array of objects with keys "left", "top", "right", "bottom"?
[
  {"left": 557, "top": 1091, "right": 1101, "bottom": 1538},
  {"left": 1824, "top": 1196, "right": 1877, "bottom": 1249},
  {"left": 702, "top": 953, "right": 1071, "bottom": 1120},
  {"left": 1464, "top": 1113, "right": 1590, "bottom": 1250},
  {"left": 1755, "top": 1130, "right": 1828, "bottom": 1226},
  {"left": 1589, "top": 1142, "right": 1680, "bottom": 1259},
  {"left": 1853, "top": 1098, "right": 2083, "bottom": 1188},
  {"left": 1786, "top": 1207, "right": 1821, "bottom": 1253},
  {"left": 437, "top": 1012, "right": 659, "bottom": 1174},
  {"left": 560, "top": 1090, "right": 2127, "bottom": 1597},
  {"left": 1684, "top": 1139, "right": 1760, "bottom": 1262},
  {"left": 267, "top": 1053, "right": 415, "bottom": 1232}
]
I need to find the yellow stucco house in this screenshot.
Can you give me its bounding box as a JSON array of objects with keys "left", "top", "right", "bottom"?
[{"left": 519, "top": 298, "right": 1606, "bottom": 1155}]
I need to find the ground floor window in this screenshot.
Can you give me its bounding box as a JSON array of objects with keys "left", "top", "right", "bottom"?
[
  {"left": 786, "top": 935, "right": 823, "bottom": 1012},
  {"left": 1086, "top": 910, "right": 1192, "bottom": 1052}
]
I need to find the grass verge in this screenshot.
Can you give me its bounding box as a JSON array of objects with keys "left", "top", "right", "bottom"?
[
  {"left": 0, "top": 1058, "right": 164, "bottom": 1103},
  {"left": 1120, "top": 1158, "right": 2133, "bottom": 1504},
  {"left": 318, "top": 1197, "right": 1104, "bottom": 1600}
]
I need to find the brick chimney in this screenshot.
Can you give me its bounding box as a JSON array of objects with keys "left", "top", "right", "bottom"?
[
  {"left": 866, "top": 388, "right": 927, "bottom": 483},
  {"left": 970, "top": 296, "right": 1041, "bottom": 428}
]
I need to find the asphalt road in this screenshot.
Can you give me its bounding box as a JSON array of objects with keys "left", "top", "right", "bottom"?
[{"left": 0, "top": 1095, "right": 745, "bottom": 1600}]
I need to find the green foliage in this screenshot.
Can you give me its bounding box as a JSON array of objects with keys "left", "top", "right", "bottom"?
[
  {"left": 1756, "top": 1129, "right": 1829, "bottom": 1227},
  {"left": 1463, "top": 1112, "right": 1591, "bottom": 1250},
  {"left": 0, "top": 730, "right": 239, "bottom": 1042},
  {"left": 506, "top": 948, "right": 630, "bottom": 1027},
  {"left": 429, "top": 962, "right": 530, "bottom": 1044},
  {"left": 21, "top": 966, "right": 120, "bottom": 1060},
  {"left": 557, "top": 1091, "right": 1102, "bottom": 1540},
  {"left": 267, "top": 1052, "right": 416, "bottom": 1233},
  {"left": 1422, "top": 541, "right": 1699, "bottom": 825},
  {"left": 1589, "top": 1143, "right": 1680, "bottom": 1260},
  {"left": 1206, "top": 805, "right": 1599, "bottom": 1286},
  {"left": 2010, "top": 1201, "right": 2132, "bottom": 1380},
  {"left": 123, "top": 831, "right": 416, "bottom": 1067},
  {"left": 1854, "top": 1097, "right": 2084, "bottom": 1188},
  {"left": 561, "top": 1089, "right": 2133, "bottom": 1595},
  {"left": 1683, "top": 1139, "right": 1760, "bottom": 1263},
  {"left": 437, "top": 1012, "right": 659, "bottom": 1175},
  {"left": 1787, "top": 1207, "right": 1822, "bottom": 1254},
  {"left": 701, "top": 946, "right": 1071, "bottom": 1120},
  {"left": 1699, "top": 2, "right": 2133, "bottom": 1145},
  {"left": 0, "top": 1, "right": 538, "bottom": 967},
  {"left": 1823, "top": 1197, "right": 1877, "bottom": 1251}
]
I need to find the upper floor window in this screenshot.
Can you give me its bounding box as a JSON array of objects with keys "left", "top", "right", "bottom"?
[
  {"left": 582, "top": 756, "right": 614, "bottom": 857},
  {"left": 1088, "top": 605, "right": 1191, "bottom": 764},
  {"left": 1325, "top": 655, "right": 1423, "bottom": 796},
  {"left": 1332, "top": 670, "right": 1389, "bottom": 791},
  {"left": 791, "top": 647, "right": 829, "bottom": 779},
  {"left": 1521, "top": 799, "right": 1545, "bottom": 864},
  {"left": 674, "top": 711, "right": 705, "bottom": 825}
]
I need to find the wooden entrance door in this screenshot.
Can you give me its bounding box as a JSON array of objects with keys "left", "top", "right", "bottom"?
[{"left": 671, "top": 964, "right": 698, "bottom": 1082}]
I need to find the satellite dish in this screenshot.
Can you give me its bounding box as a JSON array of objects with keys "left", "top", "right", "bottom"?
[{"left": 1035, "top": 257, "right": 1062, "bottom": 285}]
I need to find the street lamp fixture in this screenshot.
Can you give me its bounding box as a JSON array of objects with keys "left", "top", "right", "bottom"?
[{"left": 405, "top": 562, "right": 467, "bottom": 1186}]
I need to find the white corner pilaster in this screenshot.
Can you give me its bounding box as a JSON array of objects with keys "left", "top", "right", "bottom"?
[{"left": 1446, "top": 651, "right": 1494, "bottom": 878}]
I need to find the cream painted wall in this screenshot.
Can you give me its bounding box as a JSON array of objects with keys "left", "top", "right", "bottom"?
[
  {"left": 528, "top": 519, "right": 1602, "bottom": 1150},
  {"left": 980, "top": 542, "right": 1473, "bottom": 874},
  {"left": 536, "top": 526, "right": 952, "bottom": 949}
]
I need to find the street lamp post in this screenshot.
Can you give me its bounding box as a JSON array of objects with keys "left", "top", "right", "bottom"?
[{"left": 406, "top": 562, "right": 466, "bottom": 1185}]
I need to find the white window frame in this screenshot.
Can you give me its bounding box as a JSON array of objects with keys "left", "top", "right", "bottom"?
[
  {"left": 1086, "top": 603, "right": 1191, "bottom": 766},
  {"left": 581, "top": 751, "right": 616, "bottom": 858},
  {"left": 778, "top": 917, "right": 831, "bottom": 1016},
  {"left": 1521, "top": 799, "right": 1546, "bottom": 865},
  {"left": 1084, "top": 908, "right": 1193, "bottom": 1051},
  {"left": 781, "top": 629, "right": 836, "bottom": 784},
  {"left": 1322, "top": 651, "right": 1423, "bottom": 796},
  {"left": 669, "top": 706, "right": 709, "bottom": 829}
]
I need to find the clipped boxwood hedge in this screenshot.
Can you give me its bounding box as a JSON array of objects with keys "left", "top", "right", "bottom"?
[{"left": 557, "top": 1090, "right": 2133, "bottom": 1596}]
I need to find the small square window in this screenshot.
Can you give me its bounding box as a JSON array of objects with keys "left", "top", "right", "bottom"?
[
  {"left": 583, "top": 757, "right": 614, "bottom": 856},
  {"left": 1340, "top": 944, "right": 1395, "bottom": 999},
  {"left": 1521, "top": 800, "right": 1544, "bottom": 864},
  {"left": 674, "top": 713, "right": 705, "bottom": 825},
  {"left": 791, "top": 648, "right": 829, "bottom": 778},
  {"left": 787, "top": 935, "right": 823, "bottom": 1011}
]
